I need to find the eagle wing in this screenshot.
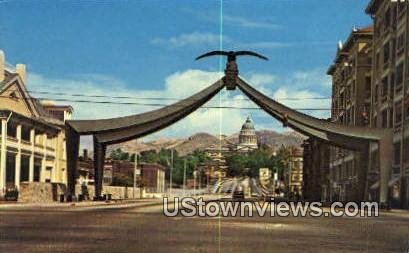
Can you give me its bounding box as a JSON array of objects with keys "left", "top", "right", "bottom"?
[
  {"left": 235, "top": 51, "right": 269, "bottom": 60},
  {"left": 195, "top": 51, "right": 229, "bottom": 60}
]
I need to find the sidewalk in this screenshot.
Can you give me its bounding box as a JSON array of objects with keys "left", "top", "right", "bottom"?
[
  {"left": 0, "top": 198, "right": 162, "bottom": 210},
  {"left": 0, "top": 194, "right": 218, "bottom": 211}
]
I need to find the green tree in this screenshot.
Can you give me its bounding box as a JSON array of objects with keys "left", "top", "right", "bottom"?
[{"left": 110, "top": 148, "right": 130, "bottom": 160}]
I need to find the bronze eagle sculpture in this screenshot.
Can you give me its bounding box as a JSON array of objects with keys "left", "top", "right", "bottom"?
[
  {"left": 195, "top": 50, "right": 268, "bottom": 90},
  {"left": 195, "top": 50, "right": 268, "bottom": 62}
]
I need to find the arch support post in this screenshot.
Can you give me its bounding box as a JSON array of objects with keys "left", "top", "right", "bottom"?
[
  {"left": 93, "top": 136, "right": 106, "bottom": 200},
  {"left": 379, "top": 131, "right": 393, "bottom": 207},
  {"left": 66, "top": 126, "right": 80, "bottom": 201}
]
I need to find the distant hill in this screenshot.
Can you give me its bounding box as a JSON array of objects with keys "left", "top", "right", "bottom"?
[{"left": 107, "top": 130, "right": 306, "bottom": 156}]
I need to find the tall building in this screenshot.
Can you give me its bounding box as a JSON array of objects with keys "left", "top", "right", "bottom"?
[
  {"left": 0, "top": 50, "right": 72, "bottom": 199},
  {"left": 326, "top": 26, "right": 374, "bottom": 202},
  {"left": 366, "top": 0, "right": 409, "bottom": 208}
]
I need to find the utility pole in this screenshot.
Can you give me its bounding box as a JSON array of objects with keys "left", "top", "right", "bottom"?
[
  {"left": 288, "top": 159, "right": 292, "bottom": 200},
  {"left": 193, "top": 170, "right": 197, "bottom": 196},
  {"left": 169, "top": 149, "right": 173, "bottom": 195},
  {"left": 133, "top": 153, "right": 138, "bottom": 199},
  {"left": 183, "top": 158, "right": 187, "bottom": 196}
]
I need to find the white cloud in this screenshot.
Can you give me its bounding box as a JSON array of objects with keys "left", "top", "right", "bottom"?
[
  {"left": 291, "top": 68, "right": 331, "bottom": 89},
  {"left": 150, "top": 31, "right": 290, "bottom": 50},
  {"left": 242, "top": 41, "right": 291, "bottom": 49},
  {"left": 181, "top": 9, "right": 282, "bottom": 30},
  {"left": 150, "top": 32, "right": 229, "bottom": 47},
  {"left": 224, "top": 15, "right": 281, "bottom": 30},
  {"left": 247, "top": 73, "right": 276, "bottom": 86},
  {"left": 272, "top": 88, "right": 330, "bottom": 119}
]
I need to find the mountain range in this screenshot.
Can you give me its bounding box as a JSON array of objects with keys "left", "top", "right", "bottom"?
[{"left": 106, "top": 130, "right": 306, "bottom": 156}]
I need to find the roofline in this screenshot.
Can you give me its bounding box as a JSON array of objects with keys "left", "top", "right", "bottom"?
[
  {"left": 342, "top": 29, "right": 373, "bottom": 52},
  {"left": 328, "top": 27, "right": 373, "bottom": 71},
  {"left": 365, "top": 0, "right": 381, "bottom": 15},
  {"left": 0, "top": 109, "right": 61, "bottom": 133},
  {"left": 327, "top": 64, "right": 336, "bottom": 75},
  {"left": 42, "top": 104, "right": 74, "bottom": 112}
]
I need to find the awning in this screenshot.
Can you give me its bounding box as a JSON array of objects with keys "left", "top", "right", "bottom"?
[
  {"left": 369, "top": 181, "right": 379, "bottom": 190},
  {"left": 369, "top": 175, "right": 401, "bottom": 190},
  {"left": 388, "top": 175, "right": 401, "bottom": 187}
]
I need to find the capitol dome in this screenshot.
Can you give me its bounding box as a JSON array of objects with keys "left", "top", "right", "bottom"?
[{"left": 241, "top": 117, "right": 255, "bottom": 130}]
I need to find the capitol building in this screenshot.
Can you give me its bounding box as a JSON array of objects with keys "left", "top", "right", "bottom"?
[{"left": 236, "top": 116, "right": 258, "bottom": 152}]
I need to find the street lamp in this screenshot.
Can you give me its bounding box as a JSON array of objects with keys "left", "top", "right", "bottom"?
[
  {"left": 272, "top": 151, "right": 277, "bottom": 197},
  {"left": 193, "top": 170, "right": 198, "bottom": 196}
]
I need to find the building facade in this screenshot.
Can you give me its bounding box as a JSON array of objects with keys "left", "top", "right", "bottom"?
[
  {"left": 366, "top": 0, "right": 409, "bottom": 208},
  {"left": 304, "top": 1, "right": 409, "bottom": 207},
  {"left": 326, "top": 26, "right": 374, "bottom": 202},
  {"left": 140, "top": 162, "right": 165, "bottom": 193},
  {"left": 287, "top": 147, "right": 304, "bottom": 199},
  {"left": 0, "top": 50, "right": 72, "bottom": 199}
]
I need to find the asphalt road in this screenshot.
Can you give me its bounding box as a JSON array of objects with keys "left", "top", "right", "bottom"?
[{"left": 1, "top": 201, "right": 409, "bottom": 253}]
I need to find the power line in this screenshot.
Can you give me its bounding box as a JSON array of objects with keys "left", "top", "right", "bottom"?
[
  {"left": 26, "top": 90, "right": 333, "bottom": 101},
  {"left": 3, "top": 94, "right": 334, "bottom": 111}
]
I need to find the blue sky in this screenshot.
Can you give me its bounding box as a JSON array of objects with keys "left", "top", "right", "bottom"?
[{"left": 0, "top": 0, "right": 372, "bottom": 141}]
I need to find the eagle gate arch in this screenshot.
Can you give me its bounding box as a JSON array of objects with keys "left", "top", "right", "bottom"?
[{"left": 65, "top": 54, "right": 392, "bottom": 205}]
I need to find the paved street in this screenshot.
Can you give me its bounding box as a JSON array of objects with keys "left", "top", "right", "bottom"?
[{"left": 1, "top": 200, "right": 409, "bottom": 253}]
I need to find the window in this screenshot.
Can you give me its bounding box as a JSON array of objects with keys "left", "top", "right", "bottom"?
[
  {"left": 7, "top": 123, "right": 17, "bottom": 138},
  {"left": 393, "top": 142, "right": 401, "bottom": 165},
  {"left": 389, "top": 108, "right": 394, "bottom": 128},
  {"left": 374, "top": 84, "right": 379, "bottom": 103},
  {"left": 21, "top": 126, "right": 31, "bottom": 142},
  {"left": 395, "top": 102, "right": 403, "bottom": 125},
  {"left": 385, "top": 8, "right": 391, "bottom": 29},
  {"left": 404, "top": 137, "right": 409, "bottom": 163},
  {"left": 376, "top": 52, "right": 380, "bottom": 71},
  {"left": 397, "top": 63, "right": 404, "bottom": 86},
  {"left": 381, "top": 110, "right": 388, "bottom": 128},
  {"left": 365, "top": 77, "right": 371, "bottom": 91},
  {"left": 351, "top": 81, "right": 356, "bottom": 97},
  {"left": 382, "top": 76, "right": 389, "bottom": 97},
  {"left": 397, "top": 33, "right": 405, "bottom": 54},
  {"left": 390, "top": 73, "right": 395, "bottom": 96},
  {"left": 406, "top": 101, "right": 409, "bottom": 119},
  {"left": 383, "top": 42, "right": 390, "bottom": 67},
  {"left": 398, "top": 1, "right": 406, "bottom": 16}
]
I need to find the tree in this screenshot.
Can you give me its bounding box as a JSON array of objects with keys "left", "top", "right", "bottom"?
[
  {"left": 226, "top": 154, "right": 248, "bottom": 177},
  {"left": 110, "top": 148, "right": 130, "bottom": 160}
]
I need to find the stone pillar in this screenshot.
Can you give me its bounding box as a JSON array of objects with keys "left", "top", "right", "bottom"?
[
  {"left": 93, "top": 136, "right": 106, "bottom": 199},
  {"left": 379, "top": 131, "right": 393, "bottom": 206},
  {"left": 66, "top": 127, "right": 80, "bottom": 200},
  {"left": 0, "top": 119, "right": 7, "bottom": 197},
  {"left": 14, "top": 125, "right": 21, "bottom": 189},
  {"left": 28, "top": 128, "right": 35, "bottom": 182},
  {"left": 41, "top": 133, "right": 47, "bottom": 182},
  {"left": 357, "top": 144, "right": 369, "bottom": 201}
]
